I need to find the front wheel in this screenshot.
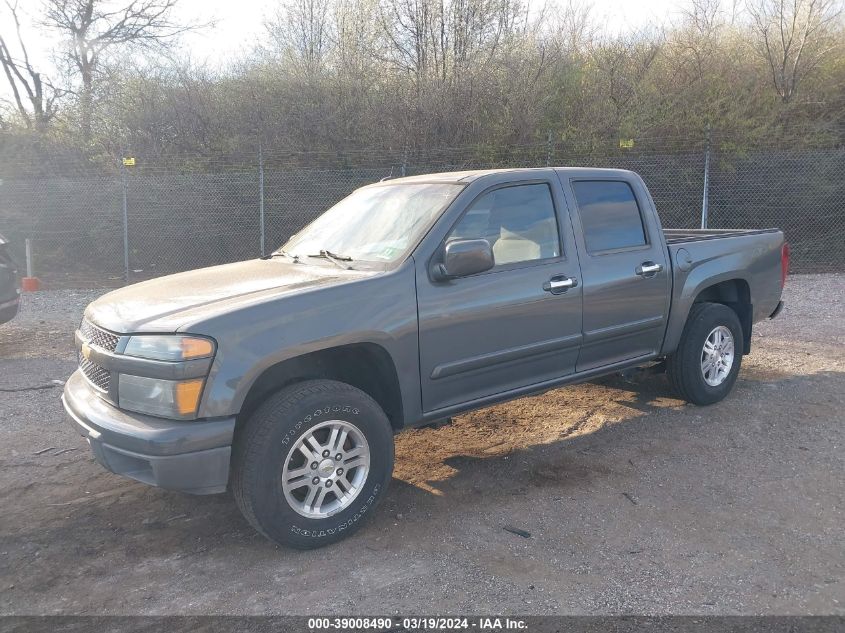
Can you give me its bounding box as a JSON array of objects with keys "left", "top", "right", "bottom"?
[
  {"left": 667, "top": 302, "right": 743, "bottom": 406},
  {"left": 231, "top": 379, "right": 394, "bottom": 549}
]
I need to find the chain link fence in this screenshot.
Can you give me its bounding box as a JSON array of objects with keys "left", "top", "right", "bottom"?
[{"left": 1, "top": 141, "right": 843, "bottom": 286}]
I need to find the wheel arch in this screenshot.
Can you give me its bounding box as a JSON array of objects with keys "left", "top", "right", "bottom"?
[
  {"left": 691, "top": 278, "right": 752, "bottom": 354},
  {"left": 663, "top": 275, "right": 754, "bottom": 356},
  {"left": 236, "top": 342, "right": 405, "bottom": 432}
]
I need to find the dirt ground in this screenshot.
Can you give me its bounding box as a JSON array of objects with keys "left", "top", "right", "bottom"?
[{"left": 0, "top": 276, "right": 843, "bottom": 615}]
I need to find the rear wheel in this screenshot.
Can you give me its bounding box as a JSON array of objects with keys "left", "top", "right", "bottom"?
[
  {"left": 232, "top": 379, "right": 394, "bottom": 549},
  {"left": 667, "top": 302, "right": 743, "bottom": 405}
]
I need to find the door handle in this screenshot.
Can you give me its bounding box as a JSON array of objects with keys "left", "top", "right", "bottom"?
[
  {"left": 636, "top": 261, "right": 663, "bottom": 277},
  {"left": 543, "top": 275, "right": 578, "bottom": 293}
]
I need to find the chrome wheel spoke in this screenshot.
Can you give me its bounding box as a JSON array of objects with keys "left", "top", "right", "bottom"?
[
  {"left": 344, "top": 454, "right": 366, "bottom": 470},
  {"left": 335, "top": 476, "right": 350, "bottom": 493},
  {"left": 333, "top": 429, "right": 349, "bottom": 453},
  {"left": 344, "top": 446, "right": 366, "bottom": 460},
  {"left": 298, "top": 444, "right": 316, "bottom": 462},
  {"left": 303, "top": 485, "right": 319, "bottom": 508},
  {"left": 285, "top": 466, "right": 310, "bottom": 485},
  {"left": 327, "top": 427, "right": 339, "bottom": 452},
  {"left": 306, "top": 435, "right": 324, "bottom": 455},
  {"left": 312, "top": 487, "right": 328, "bottom": 513}
]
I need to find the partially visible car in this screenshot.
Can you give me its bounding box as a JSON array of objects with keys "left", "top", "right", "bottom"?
[{"left": 0, "top": 233, "right": 20, "bottom": 324}]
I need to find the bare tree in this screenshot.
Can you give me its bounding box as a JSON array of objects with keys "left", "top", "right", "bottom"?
[
  {"left": 0, "top": 2, "right": 64, "bottom": 129},
  {"left": 675, "top": 0, "right": 725, "bottom": 85},
  {"left": 43, "top": 0, "right": 196, "bottom": 140},
  {"left": 265, "top": 0, "right": 334, "bottom": 68},
  {"left": 377, "top": 0, "right": 528, "bottom": 81},
  {"left": 589, "top": 29, "right": 664, "bottom": 135},
  {"left": 334, "top": 0, "right": 382, "bottom": 73},
  {"left": 747, "top": 0, "right": 843, "bottom": 102},
  {"left": 552, "top": 0, "right": 596, "bottom": 52}
]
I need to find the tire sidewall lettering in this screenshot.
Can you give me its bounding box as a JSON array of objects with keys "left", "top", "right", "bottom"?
[
  {"left": 290, "top": 483, "right": 381, "bottom": 538},
  {"left": 279, "top": 403, "right": 360, "bottom": 448}
]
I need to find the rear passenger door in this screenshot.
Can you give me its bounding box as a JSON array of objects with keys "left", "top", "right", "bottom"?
[{"left": 562, "top": 176, "right": 670, "bottom": 372}]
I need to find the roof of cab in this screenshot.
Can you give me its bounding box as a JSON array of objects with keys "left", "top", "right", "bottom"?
[{"left": 369, "top": 166, "right": 635, "bottom": 185}]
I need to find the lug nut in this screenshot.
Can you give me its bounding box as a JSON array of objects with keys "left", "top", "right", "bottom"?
[
  {"left": 322, "top": 450, "right": 330, "bottom": 458},
  {"left": 336, "top": 468, "right": 344, "bottom": 476},
  {"left": 335, "top": 453, "right": 342, "bottom": 461},
  {"left": 312, "top": 477, "right": 320, "bottom": 485},
  {"left": 310, "top": 462, "right": 318, "bottom": 470},
  {"left": 325, "top": 480, "right": 332, "bottom": 488}
]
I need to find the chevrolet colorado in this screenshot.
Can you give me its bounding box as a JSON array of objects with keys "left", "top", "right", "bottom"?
[{"left": 63, "top": 167, "right": 788, "bottom": 548}]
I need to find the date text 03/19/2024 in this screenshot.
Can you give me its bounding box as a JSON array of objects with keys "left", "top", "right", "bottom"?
[{"left": 306, "top": 617, "right": 528, "bottom": 630}]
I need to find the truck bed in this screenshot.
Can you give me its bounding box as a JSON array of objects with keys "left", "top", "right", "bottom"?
[
  {"left": 663, "top": 228, "right": 781, "bottom": 244},
  {"left": 660, "top": 225, "right": 786, "bottom": 347}
]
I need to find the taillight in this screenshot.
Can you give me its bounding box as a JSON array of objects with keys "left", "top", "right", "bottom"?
[{"left": 780, "top": 242, "right": 790, "bottom": 288}]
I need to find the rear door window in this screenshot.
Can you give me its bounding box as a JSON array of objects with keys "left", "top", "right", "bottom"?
[{"left": 572, "top": 180, "right": 647, "bottom": 253}]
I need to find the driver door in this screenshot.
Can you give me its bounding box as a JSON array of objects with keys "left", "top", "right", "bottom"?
[{"left": 416, "top": 179, "right": 584, "bottom": 414}]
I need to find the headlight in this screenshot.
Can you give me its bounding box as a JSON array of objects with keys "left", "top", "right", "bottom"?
[
  {"left": 119, "top": 375, "right": 205, "bottom": 419},
  {"left": 124, "top": 335, "right": 215, "bottom": 362}
]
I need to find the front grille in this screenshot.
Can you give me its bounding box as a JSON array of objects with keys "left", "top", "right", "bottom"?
[
  {"left": 78, "top": 319, "right": 119, "bottom": 392},
  {"left": 79, "top": 354, "right": 110, "bottom": 391},
  {"left": 79, "top": 319, "right": 120, "bottom": 352}
]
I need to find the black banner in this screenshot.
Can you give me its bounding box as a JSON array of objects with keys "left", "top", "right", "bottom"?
[{"left": 1, "top": 616, "right": 843, "bottom": 633}]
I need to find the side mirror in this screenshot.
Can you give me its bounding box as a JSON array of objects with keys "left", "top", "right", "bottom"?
[{"left": 432, "top": 239, "right": 494, "bottom": 280}]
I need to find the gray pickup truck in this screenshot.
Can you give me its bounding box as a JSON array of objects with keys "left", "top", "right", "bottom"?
[{"left": 63, "top": 167, "right": 789, "bottom": 548}]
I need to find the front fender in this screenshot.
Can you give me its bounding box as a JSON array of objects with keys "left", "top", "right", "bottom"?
[{"left": 194, "top": 262, "right": 421, "bottom": 424}]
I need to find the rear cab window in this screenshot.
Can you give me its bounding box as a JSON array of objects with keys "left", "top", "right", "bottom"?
[{"left": 571, "top": 180, "right": 647, "bottom": 254}]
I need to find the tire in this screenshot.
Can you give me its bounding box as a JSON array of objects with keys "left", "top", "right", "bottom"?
[
  {"left": 231, "top": 379, "right": 394, "bottom": 549},
  {"left": 667, "top": 302, "right": 743, "bottom": 406}
]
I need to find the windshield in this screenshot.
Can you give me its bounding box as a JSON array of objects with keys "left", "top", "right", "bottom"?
[{"left": 279, "top": 183, "right": 463, "bottom": 265}]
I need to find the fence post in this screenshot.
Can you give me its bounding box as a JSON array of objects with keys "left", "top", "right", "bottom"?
[
  {"left": 401, "top": 143, "right": 408, "bottom": 178},
  {"left": 259, "top": 138, "right": 266, "bottom": 256},
  {"left": 121, "top": 160, "right": 130, "bottom": 283},
  {"left": 25, "top": 238, "right": 34, "bottom": 277},
  {"left": 700, "top": 125, "right": 711, "bottom": 229},
  {"left": 546, "top": 131, "right": 553, "bottom": 167}
]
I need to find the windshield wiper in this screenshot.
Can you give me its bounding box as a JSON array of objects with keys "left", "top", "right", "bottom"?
[
  {"left": 266, "top": 249, "right": 301, "bottom": 262},
  {"left": 307, "top": 249, "right": 354, "bottom": 270}
]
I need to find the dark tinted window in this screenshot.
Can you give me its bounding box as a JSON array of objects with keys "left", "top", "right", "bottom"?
[
  {"left": 572, "top": 181, "right": 646, "bottom": 253},
  {"left": 448, "top": 184, "right": 560, "bottom": 265}
]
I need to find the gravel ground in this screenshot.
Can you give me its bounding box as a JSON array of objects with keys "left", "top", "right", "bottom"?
[{"left": 0, "top": 275, "right": 843, "bottom": 615}]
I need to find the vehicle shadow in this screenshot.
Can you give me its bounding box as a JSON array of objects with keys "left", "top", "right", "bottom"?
[{"left": 383, "top": 366, "right": 841, "bottom": 514}]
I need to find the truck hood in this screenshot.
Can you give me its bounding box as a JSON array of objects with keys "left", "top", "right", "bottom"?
[{"left": 85, "top": 259, "right": 374, "bottom": 333}]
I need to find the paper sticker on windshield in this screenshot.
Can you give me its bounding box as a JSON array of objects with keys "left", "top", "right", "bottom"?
[{"left": 377, "top": 246, "right": 401, "bottom": 260}]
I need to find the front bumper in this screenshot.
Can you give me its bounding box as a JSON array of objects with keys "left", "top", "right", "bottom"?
[{"left": 62, "top": 370, "right": 236, "bottom": 494}]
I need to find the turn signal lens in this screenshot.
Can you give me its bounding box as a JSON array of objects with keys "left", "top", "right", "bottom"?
[
  {"left": 181, "top": 337, "right": 214, "bottom": 359},
  {"left": 118, "top": 375, "right": 205, "bottom": 419},
  {"left": 175, "top": 379, "right": 205, "bottom": 415},
  {"left": 780, "top": 242, "right": 790, "bottom": 289}
]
